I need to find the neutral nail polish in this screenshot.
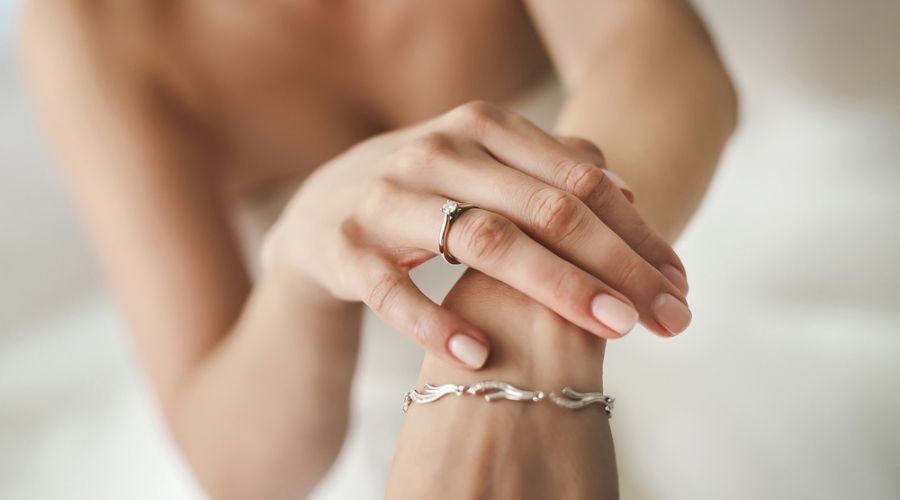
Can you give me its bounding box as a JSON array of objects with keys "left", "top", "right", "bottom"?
[
  {"left": 590, "top": 294, "right": 639, "bottom": 336},
  {"left": 449, "top": 334, "right": 488, "bottom": 369},
  {"left": 661, "top": 264, "right": 690, "bottom": 295},
  {"left": 652, "top": 293, "right": 692, "bottom": 335}
]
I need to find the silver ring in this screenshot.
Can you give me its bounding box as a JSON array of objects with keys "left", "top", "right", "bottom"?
[{"left": 438, "top": 199, "right": 476, "bottom": 265}]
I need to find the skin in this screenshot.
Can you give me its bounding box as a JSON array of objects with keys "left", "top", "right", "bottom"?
[
  {"left": 389, "top": 4, "right": 738, "bottom": 497},
  {"left": 387, "top": 270, "right": 618, "bottom": 500},
  {"left": 265, "top": 107, "right": 689, "bottom": 366},
  {"left": 19, "top": 0, "right": 736, "bottom": 499}
]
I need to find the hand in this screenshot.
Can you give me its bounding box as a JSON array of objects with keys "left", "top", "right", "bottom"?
[
  {"left": 386, "top": 269, "right": 617, "bottom": 500},
  {"left": 263, "top": 101, "right": 691, "bottom": 369}
]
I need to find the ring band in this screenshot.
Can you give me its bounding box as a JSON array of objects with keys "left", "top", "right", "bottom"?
[{"left": 439, "top": 199, "right": 476, "bottom": 265}]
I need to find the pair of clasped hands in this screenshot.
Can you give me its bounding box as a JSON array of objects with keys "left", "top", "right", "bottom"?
[{"left": 265, "top": 101, "right": 692, "bottom": 368}]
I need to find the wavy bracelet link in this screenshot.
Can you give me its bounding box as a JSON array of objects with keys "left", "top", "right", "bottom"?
[{"left": 402, "top": 380, "right": 614, "bottom": 418}]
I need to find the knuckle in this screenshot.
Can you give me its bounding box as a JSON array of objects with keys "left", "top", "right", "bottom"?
[
  {"left": 358, "top": 177, "right": 401, "bottom": 219},
  {"left": 393, "top": 133, "right": 455, "bottom": 173},
  {"left": 458, "top": 210, "right": 514, "bottom": 263},
  {"left": 366, "top": 271, "right": 405, "bottom": 316},
  {"left": 561, "top": 161, "right": 611, "bottom": 203},
  {"left": 614, "top": 256, "right": 644, "bottom": 292},
  {"left": 550, "top": 266, "right": 587, "bottom": 304},
  {"left": 411, "top": 132, "right": 456, "bottom": 158},
  {"left": 336, "top": 219, "right": 363, "bottom": 251},
  {"left": 528, "top": 188, "right": 587, "bottom": 242},
  {"left": 411, "top": 313, "right": 429, "bottom": 344},
  {"left": 629, "top": 228, "right": 682, "bottom": 280},
  {"left": 564, "top": 136, "right": 605, "bottom": 162},
  {"left": 447, "top": 100, "right": 505, "bottom": 132},
  {"left": 411, "top": 310, "right": 439, "bottom": 346},
  {"left": 630, "top": 226, "right": 657, "bottom": 257}
]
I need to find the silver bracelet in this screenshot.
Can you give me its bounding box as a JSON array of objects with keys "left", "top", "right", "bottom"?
[{"left": 402, "top": 380, "right": 615, "bottom": 418}]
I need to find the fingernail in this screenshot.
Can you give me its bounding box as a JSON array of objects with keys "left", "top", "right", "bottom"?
[
  {"left": 590, "top": 294, "right": 639, "bottom": 336},
  {"left": 602, "top": 169, "right": 634, "bottom": 203},
  {"left": 661, "top": 264, "right": 689, "bottom": 295},
  {"left": 449, "top": 334, "right": 489, "bottom": 369},
  {"left": 652, "top": 293, "right": 692, "bottom": 335}
]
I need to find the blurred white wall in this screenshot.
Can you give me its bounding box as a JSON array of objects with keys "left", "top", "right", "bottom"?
[
  {"left": 610, "top": 2, "right": 900, "bottom": 498},
  {"left": 0, "top": 0, "right": 14, "bottom": 38}
]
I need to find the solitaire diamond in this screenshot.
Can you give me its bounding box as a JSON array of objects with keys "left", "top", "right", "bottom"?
[{"left": 442, "top": 200, "right": 459, "bottom": 215}]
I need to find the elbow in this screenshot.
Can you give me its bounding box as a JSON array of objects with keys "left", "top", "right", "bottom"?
[
  {"left": 685, "top": 6, "right": 741, "bottom": 143},
  {"left": 661, "top": 0, "right": 742, "bottom": 140},
  {"left": 710, "top": 54, "right": 741, "bottom": 142},
  {"left": 725, "top": 81, "right": 740, "bottom": 138}
]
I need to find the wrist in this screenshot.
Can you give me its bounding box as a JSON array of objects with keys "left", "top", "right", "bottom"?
[
  {"left": 260, "top": 229, "right": 345, "bottom": 309},
  {"left": 388, "top": 271, "right": 618, "bottom": 500},
  {"left": 254, "top": 254, "right": 363, "bottom": 362},
  {"left": 389, "top": 394, "right": 617, "bottom": 500},
  {"left": 420, "top": 269, "right": 605, "bottom": 391}
]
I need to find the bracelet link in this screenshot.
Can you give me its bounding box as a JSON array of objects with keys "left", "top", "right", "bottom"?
[{"left": 402, "top": 379, "right": 614, "bottom": 418}]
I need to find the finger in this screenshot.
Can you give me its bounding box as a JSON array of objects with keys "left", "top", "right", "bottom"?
[
  {"left": 554, "top": 135, "right": 687, "bottom": 293},
  {"left": 441, "top": 102, "right": 689, "bottom": 298},
  {"left": 555, "top": 135, "right": 606, "bottom": 164},
  {"left": 358, "top": 185, "right": 640, "bottom": 339},
  {"left": 392, "top": 151, "right": 689, "bottom": 337},
  {"left": 350, "top": 249, "right": 491, "bottom": 369},
  {"left": 556, "top": 135, "right": 634, "bottom": 203},
  {"left": 553, "top": 143, "right": 689, "bottom": 296}
]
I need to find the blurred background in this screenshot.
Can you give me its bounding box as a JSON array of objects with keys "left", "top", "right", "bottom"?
[{"left": 0, "top": 1, "right": 898, "bottom": 499}]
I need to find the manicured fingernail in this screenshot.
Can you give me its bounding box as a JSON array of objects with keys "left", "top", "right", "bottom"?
[
  {"left": 449, "top": 334, "right": 488, "bottom": 369},
  {"left": 591, "top": 294, "right": 639, "bottom": 336},
  {"left": 652, "top": 293, "right": 692, "bottom": 335},
  {"left": 661, "top": 264, "right": 689, "bottom": 295},
  {"left": 602, "top": 169, "right": 634, "bottom": 203}
]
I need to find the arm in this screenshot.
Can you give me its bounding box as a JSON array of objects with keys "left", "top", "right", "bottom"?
[
  {"left": 387, "top": 3, "right": 737, "bottom": 498},
  {"left": 527, "top": 0, "right": 739, "bottom": 240},
  {"left": 19, "top": 3, "right": 360, "bottom": 498},
  {"left": 387, "top": 269, "right": 618, "bottom": 499},
  {"left": 20, "top": 3, "right": 711, "bottom": 499},
  {"left": 17, "top": 7, "right": 671, "bottom": 497}
]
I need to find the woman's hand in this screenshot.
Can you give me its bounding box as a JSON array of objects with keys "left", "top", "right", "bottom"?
[
  {"left": 386, "top": 269, "right": 618, "bottom": 500},
  {"left": 263, "top": 101, "right": 691, "bottom": 369}
]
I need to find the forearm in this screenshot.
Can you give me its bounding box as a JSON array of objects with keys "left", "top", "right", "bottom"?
[
  {"left": 552, "top": 1, "right": 738, "bottom": 241},
  {"left": 170, "top": 271, "right": 362, "bottom": 500},
  {"left": 386, "top": 270, "right": 617, "bottom": 500}
]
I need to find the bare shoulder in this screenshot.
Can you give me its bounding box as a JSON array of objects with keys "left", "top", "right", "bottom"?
[
  {"left": 19, "top": 0, "right": 157, "bottom": 72},
  {"left": 19, "top": 0, "right": 215, "bottom": 175},
  {"left": 20, "top": 0, "right": 206, "bottom": 119}
]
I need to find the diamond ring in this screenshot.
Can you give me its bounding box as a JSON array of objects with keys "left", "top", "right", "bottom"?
[{"left": 438, "top": 199, "right": 477, "bottom": 265}]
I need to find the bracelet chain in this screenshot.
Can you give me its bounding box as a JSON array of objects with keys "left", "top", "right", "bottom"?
[{"left": 402, "top": 380, "right": 614, "bottom": 418}]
